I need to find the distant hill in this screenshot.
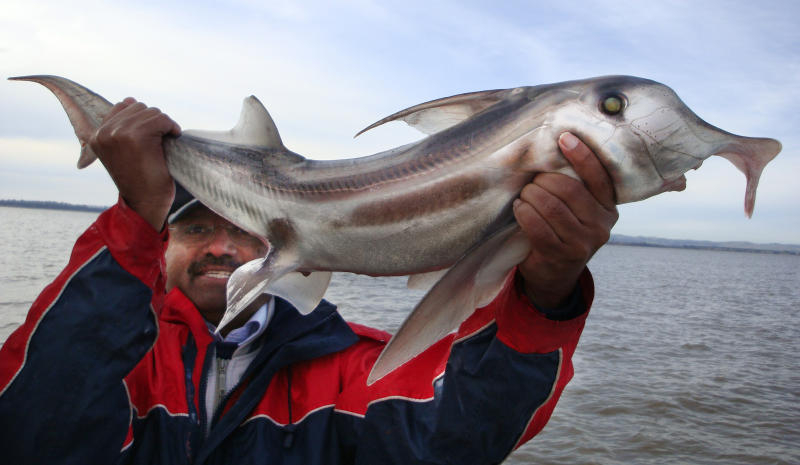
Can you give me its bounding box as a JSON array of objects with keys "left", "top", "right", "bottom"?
[
  {"left": 0, "top": 199, "right": 107, "bottom": 213},
  {"left": 609, "top": 234, "right": 800, "bottom": 255},
  {"left": 3, "top": 199, "right": 798, "bottom": 255}
]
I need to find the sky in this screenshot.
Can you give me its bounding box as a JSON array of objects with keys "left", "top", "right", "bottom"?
[{"left": 1, "top": 0, "right": 798, "bottom": 244}]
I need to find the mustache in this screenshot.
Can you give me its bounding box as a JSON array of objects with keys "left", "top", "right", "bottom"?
[{"left": 187, "top": 255, "right": 243, "bottom": 277}]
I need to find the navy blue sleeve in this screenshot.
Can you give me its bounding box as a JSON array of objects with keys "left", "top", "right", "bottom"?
[
  {"left": 353, "top": 327, "right": 562, "bottom": 464},
  {"left": 0, "top": 203, "right": 164, "bottom": 464},
  {"left": 334, "top": 269, "right": 592, "bottom": 464}
]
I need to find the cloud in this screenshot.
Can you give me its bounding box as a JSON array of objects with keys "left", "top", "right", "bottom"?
[{"left": 1, "top": 0, "right": 797, "bottom": 243}]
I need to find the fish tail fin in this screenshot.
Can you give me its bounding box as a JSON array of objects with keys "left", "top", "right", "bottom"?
[
  {"left": 715, "top": 136, "right": 781, "bottom": 217},
  {"left": 10, "top": 75, "right": 113, "bottom": 168}
]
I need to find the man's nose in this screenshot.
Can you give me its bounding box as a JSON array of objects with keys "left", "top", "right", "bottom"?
[{"left": 203, "top": 227, "right": 238, "bottom": 255}]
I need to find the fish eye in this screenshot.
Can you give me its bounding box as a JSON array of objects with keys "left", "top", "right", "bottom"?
[{"left": 601, "top": 94, "right": 624, "bottom": 115}]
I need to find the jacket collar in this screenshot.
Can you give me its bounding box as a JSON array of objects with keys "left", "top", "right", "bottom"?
[
  {"left": 189, "top": 294, "right": 359, "bottom": 464},
  {"left": 162, "top": 289, "right": 359, "bottom": 464},
  {"left": 160, "top": 288, "right": 358, "bottom": 359}
]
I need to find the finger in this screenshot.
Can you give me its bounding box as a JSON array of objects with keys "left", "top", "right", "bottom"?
[
  {"left": 104, "top": 97, "right": 139, "bottom": 121},
  {"left": 168, "top": 117, "right": 181, "bottom": 136},
  {"left": 531, "top": 173, "right": 613, "bottom": 227},
  {"left": 559, "top": 132, "right": 616, "bottom": 210},
  {"left": 513, "top": 196, "right": 564, "bottom": 247},
  {"left": 138, "top": 109, "right": 182, "bottom": 136},
  {"left": 520, "top": 182, "right": 585, "bottom": 245},
  {"left": 111, "top": 101, "right": 149, "bottom": 126}
]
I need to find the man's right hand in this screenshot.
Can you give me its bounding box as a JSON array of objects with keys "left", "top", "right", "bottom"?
[{"left": 89, "top": 98, "right": 182, "bottom": 231}]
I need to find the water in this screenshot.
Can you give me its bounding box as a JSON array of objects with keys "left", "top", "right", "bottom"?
[{"left": 1, "top": 206, "right": 798, "bottom": 464}]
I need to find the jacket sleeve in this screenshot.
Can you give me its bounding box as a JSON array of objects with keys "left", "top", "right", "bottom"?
[
  {"left": 334, "top": 268, "right": 593, "bottom": 465},
  {"left": 0, "top": 199, "right": 166, "bottom": 464}
]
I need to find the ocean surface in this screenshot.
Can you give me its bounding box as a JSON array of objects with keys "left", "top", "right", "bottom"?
[{"left": 1, "top": 206, "right": 798, "bottom": 464}]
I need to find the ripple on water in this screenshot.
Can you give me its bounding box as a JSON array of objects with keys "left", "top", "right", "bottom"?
[{"left": 2, "top": 212, "right": 799, "bottom": 465}]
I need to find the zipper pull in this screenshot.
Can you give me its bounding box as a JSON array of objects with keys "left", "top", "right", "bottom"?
[
  {"left": 213, "top": 342, "right": 238, "bottom": 415},
  {"left": 283, "top": 424, "right": 296, "bottom": 448},
  {"left": 216, "top": 357, "right": 229, "bottom": 409}
]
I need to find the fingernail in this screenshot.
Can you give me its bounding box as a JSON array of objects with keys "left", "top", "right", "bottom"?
[
  {"left": 513, "top": 199, "right": 521, "bottom": 209},
  {"left": 559, "top": 132, "right": 579, "bottom": 150}
]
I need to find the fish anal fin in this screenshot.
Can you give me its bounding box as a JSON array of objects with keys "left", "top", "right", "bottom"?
[
  {"left": 355, "top": 88, "right": 513, "bottom": 137},
  {"left": 184, "top": 95, "right": 285, "bottom": 150},
  {"left": 367, "top": 223, "right": 527, "bottom": 385}
]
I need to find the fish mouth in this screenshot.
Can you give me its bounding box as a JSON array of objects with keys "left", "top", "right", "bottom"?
[
  {"left": 659, "top": 158, "right": 704, "bottom": 193},
  {"left": 660, "top": 175, "right": 687, "bottom": 193}
]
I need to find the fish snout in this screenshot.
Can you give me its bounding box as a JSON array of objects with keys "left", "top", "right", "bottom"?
[{"left": 711, "top": 136, "right": 782, "bottom": 217}]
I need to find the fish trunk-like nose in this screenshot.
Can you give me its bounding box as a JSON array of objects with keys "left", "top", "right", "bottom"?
[{"left": 711, "top": 135, "right": 782, "bottom": 217}]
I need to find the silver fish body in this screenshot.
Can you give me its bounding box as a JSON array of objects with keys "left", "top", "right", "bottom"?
[{"left": 12, "top": 75, "right": 781, "bottom": 383}]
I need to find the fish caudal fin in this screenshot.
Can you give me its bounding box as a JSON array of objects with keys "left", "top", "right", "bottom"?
[
  {"left": 715, "top": 136, "right": 782, "bottom": 217},
  {"left": 367, "top": 223, "right": 531, "bottom": 385},
  {"left": 9, "top": 75, "right": 113, "bottom": 168}
]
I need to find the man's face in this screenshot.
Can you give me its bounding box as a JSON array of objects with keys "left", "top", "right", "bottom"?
[{"left": 165, "top": 206, "right": 267, "bottom": 325}]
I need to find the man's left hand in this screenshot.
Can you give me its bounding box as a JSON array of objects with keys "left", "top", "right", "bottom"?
[{"left": 513, "top": 132, "right": 619, "bottom": 309}]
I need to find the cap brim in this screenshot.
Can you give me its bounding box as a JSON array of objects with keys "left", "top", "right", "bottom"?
[{"left": 168, "top": 198, "right": 202, "bottom": 224}]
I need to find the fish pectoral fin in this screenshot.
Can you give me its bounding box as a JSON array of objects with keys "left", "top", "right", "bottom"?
[
  {"left": 10, "top": 75, "right": 113, "bottom": 168},
  {"left": 406, "top": 268, "right": 450, "bottom": 292},
  {"left": 217, "top": 249, "right": 298, "bottom": 334},
  {"left": 473, "top": 228, "right": 531, "bottom": 308},
  {"left": 265, "top": 271, "right": 332, "bottom": 315},
  {"left": 184, "top": 95, "right": 287, "bottom": 150},
  {"left": 355, "top": 88, "right": 512, "bottom": 137},
  {"left": 367, "top": 223, "right": 528, "bottom": 385},
  {"left": 218, "top": 257, "right": 278, "bottom": 334}
]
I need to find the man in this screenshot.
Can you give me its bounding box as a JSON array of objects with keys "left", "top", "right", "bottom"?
[{"left": 0, "top": 97, "right": 617, "bottom": 464}]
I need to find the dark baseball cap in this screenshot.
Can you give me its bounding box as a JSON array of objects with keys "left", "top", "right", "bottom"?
[{"left": 167, "top": 183, "right": 202, "bottom": 224}]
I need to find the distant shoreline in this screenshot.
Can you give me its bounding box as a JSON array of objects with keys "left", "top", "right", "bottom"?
[
  {"left": 607, "top": 236, "right": 799, "bottom": 256},
  {"left": 0, "top": 199, "right": 107, "bottom": 213},
  {"left": 3, "top": 199, "right": 798, "bottom": 255}
]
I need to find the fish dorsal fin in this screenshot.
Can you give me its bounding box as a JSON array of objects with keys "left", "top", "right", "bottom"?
[
  {"left": 184, "top": 96, "right": 285, "bottom": 149},
  {"left": 355, "top": 88, "right": 514, "bottom": 137}
]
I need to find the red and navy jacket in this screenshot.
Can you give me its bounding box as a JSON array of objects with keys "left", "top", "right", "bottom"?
[{"left": 0, "top": 200, "right": 592, "bottom": 465}]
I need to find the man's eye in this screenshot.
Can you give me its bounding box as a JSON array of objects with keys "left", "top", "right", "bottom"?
[
  {"left": 229, "top": 226, "right": 248, "bottom": 236},
  {"left": 185, "top": 224, "right": 211, "bottom": 235}
]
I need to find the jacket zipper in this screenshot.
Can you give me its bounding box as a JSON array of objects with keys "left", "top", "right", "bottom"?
[
  {"left": 206, "top": 341, "right": 238, "bottom": 433},
  {"left": 216, "top": 357, "right": 230, "bottom": 411}
]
